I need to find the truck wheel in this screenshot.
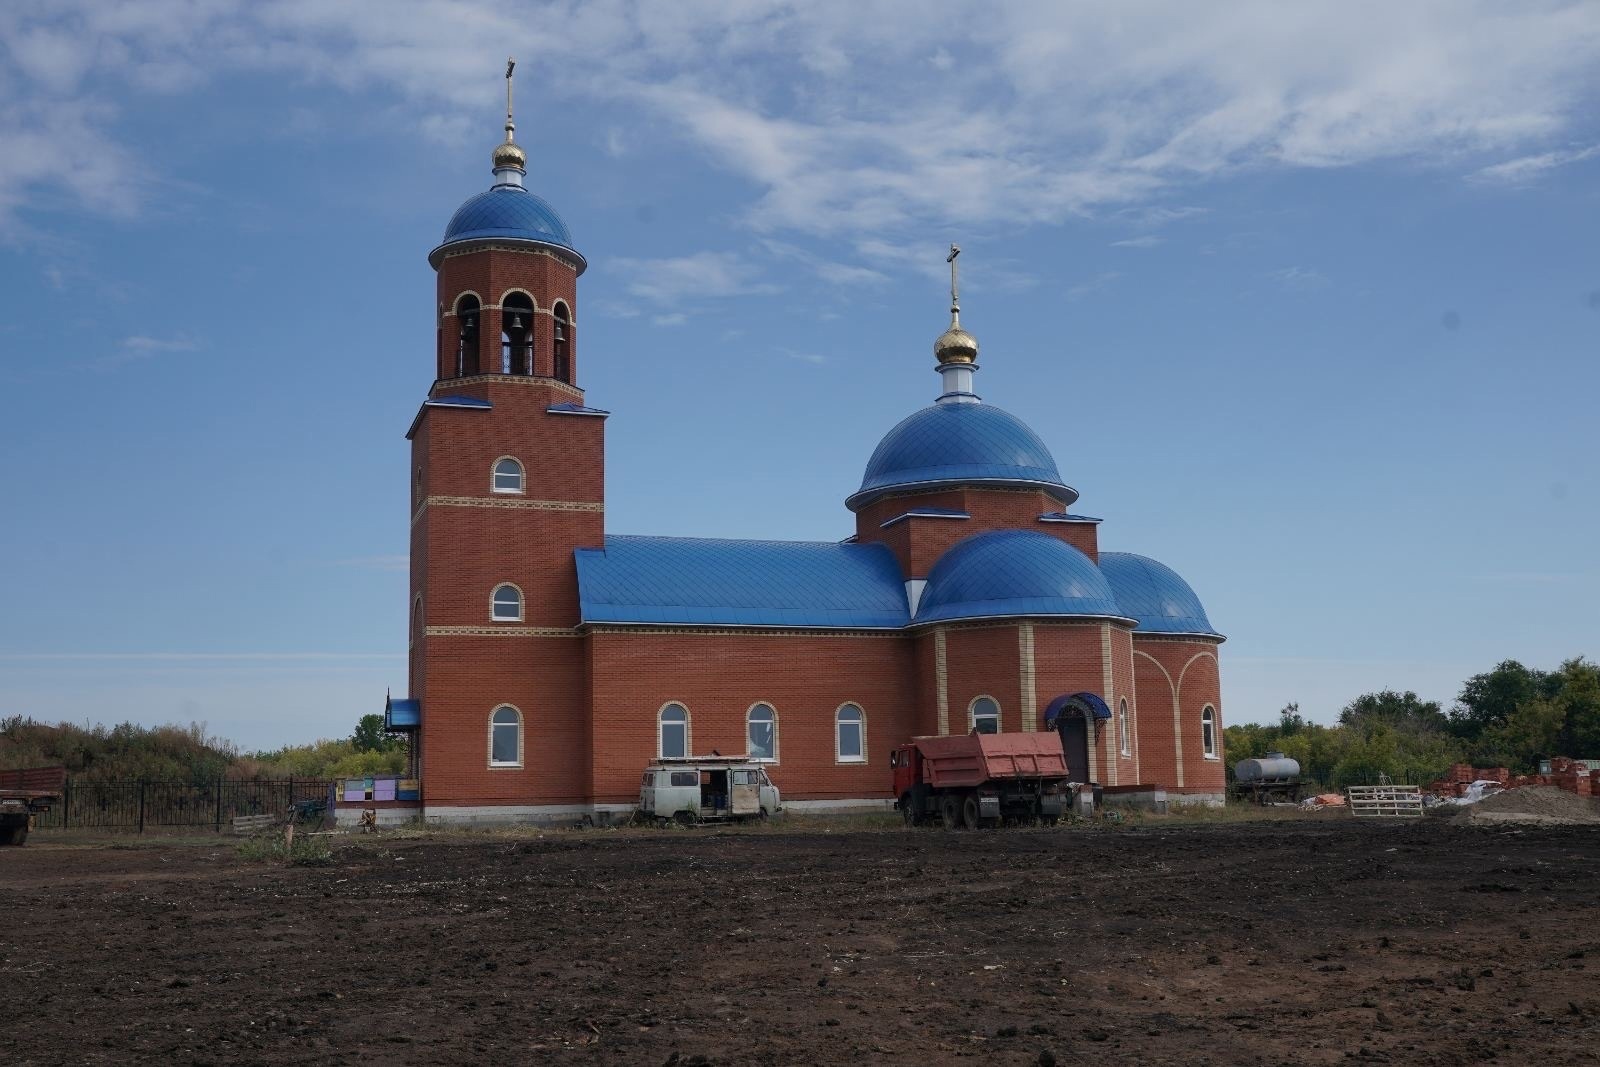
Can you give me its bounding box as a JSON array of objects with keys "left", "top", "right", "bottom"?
[
  {"left": 961, "top": 794, "right": 981, "bottom": 830},
  {"left": 900, "top": 795, "right": 917, "bottom": 828},
  {"left": 939, "top": 795, "right": 960, "bottom": 830}
]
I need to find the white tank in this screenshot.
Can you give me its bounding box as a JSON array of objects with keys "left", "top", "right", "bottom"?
[{"left": 1234, "top": 752, "right": 1300, "bottom": 782}]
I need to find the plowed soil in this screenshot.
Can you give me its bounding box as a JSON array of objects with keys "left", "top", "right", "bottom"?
[{"left": 4, "top": 817, "right": 1599, "bottom": 1065}]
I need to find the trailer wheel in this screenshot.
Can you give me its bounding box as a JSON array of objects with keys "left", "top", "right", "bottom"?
[
  {"left": 961, "top": 794, "right": 981, "bottom": 831},
  {"left": 939, "top": 795, "right": 960, "bottom": 830}
]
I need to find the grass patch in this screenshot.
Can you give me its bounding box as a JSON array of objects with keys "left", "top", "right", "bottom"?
[{"left": 236, "top": 832, "right": 334, "bottom": 866}]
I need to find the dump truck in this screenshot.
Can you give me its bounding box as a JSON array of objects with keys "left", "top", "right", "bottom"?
[
  {"left": 0, "top": 766, "right": 66, "bottom": 846},
  {"left": 892, "top": 733, "right": 1071, "bottom": 829}
]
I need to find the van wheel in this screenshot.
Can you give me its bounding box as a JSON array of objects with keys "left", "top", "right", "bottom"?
[
  {"left": 961, "top": 794, "right": 981, "bottom": 830},
  {"left": 673, "top": 811, "right": 696, "bottom": 828},
  {"left": 939, "top": 795, "right": 960, "bottom": 830}
]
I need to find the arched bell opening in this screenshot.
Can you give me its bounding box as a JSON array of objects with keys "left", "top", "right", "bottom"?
[{"left": 501, "top": 292, "right": 535, "bottom": 375}]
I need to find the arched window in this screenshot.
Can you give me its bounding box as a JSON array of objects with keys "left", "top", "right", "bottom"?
[
  {"left": 1119, "top": 698, "right": 1131, "bottom": 756},
  {"left": 1201, "top": 706, "right": 1218, "bottom": 759},
  {"left": 489, "top": 705, "right": 522, "bottom": 767},
  {"left": 835, "top": 704, "right": 866, "bottom": 763},
  {"left": 501, "top": 292, "right": 535, "bottom": 375},
  {"left": 492, "top": 457, "right": 524, "bottom": 494},
  {"left": 552, "top": 302, "right": 572, "bottom": 383},
  {"left": 970, "top": 696, "right": 1000, "bottom": 735},
  {"left": 490, "top": 583, "right": 523, "bottom": 622},
  {"left": 659, "top": 703, "right": 689, "bottom": 758},
  {"left": 455, "top": 295, "right": 480, "bottom": 377},
  {"left": 747, "top": 703, "right": 776, "bottom": 761}
]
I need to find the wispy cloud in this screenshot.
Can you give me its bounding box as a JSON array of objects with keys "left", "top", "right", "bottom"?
[
  {"left": 1267, "top": 266, "right": 1329, "bottom": 291},
  {"left": 1469, "top": 143, "right": 1600, "bottom": 184},
  {"left": 121, "top": 335, "right": 199, "bottom": 353},
  {"left": 2, "top": 3, "right": 1598, "bottom": 245},
  {"left": 610, "top": 251, "right": 778, "bottom": 306},
  {"left": 653, "top": 312, "right": 687, "bottom": 327},
  {"left": 1066, "top": 271, "right": 1122, "bottom": 302},
  {"left": 760, "top": 239, "right": 889, "bottom": 287},
  {"left": 1111, "top": 235, "right": 1163, "bottom": 249}
]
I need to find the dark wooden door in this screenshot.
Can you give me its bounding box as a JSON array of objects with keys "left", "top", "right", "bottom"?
[{"left": 1059, "top": 716, "right": 1090, "bottom": 782}]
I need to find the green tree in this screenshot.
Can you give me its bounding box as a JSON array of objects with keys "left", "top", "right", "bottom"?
[
  {"left": 1448, "top": 660, "right": 1557, "bottom": 743},
  {"left": 351, "top": 714, "right": 401, "bottom": 754}
]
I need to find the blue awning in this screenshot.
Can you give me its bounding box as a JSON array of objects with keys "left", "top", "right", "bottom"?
[
  {"left": 1043, "top": 692, "right": 1111, "bottom": 727},
  {"left": 385, "top": 697, "right": 421, "bottom": 732}
]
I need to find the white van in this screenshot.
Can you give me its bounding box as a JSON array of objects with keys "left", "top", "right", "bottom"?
[{"left": 638, "top": 756, "right": 782, "bottom": 825}]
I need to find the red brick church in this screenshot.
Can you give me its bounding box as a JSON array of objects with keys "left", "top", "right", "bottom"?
[{"left": 387, "top": 74, "right": 1226, "bottom": 823}]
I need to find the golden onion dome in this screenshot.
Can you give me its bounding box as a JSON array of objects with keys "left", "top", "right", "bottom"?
[
  {"left": 934, "top": 312, "right": 978, "bottom": 364},
  {"left": 492, "top": 139, "right": 527, "bottom": 171}
]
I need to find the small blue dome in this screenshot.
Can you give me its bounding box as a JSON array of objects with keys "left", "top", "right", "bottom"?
[
  {"left": 848, "top": 402, "right": 1077, "bottom": 510},
  {"left": 431, "top": 185, "right": 582, "bottom": 268},
  {"left": 917, "top": 530, "right": 1129, "bottom": 624},
  {"left": 1098, "top": 552, "right": 1221, "bottom": 638}
]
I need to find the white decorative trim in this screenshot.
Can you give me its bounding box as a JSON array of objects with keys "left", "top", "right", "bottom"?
[
  {"left": 1019, "top": 623, "right": 1036, "bottom": 733},
  {"left": 746, "top": 701, "right": 779, "bottom": 764},
  {"left": 488, "top": 704, "right": 524, "bottom": 768},
  {"left": 490, "top": 455, "right": 525, "bottom": 495},
  {"left": 490, "top": 582, "right": 525, "bottom": 623},
  {"left": 1101, "top": 625, "right": 1116, "bottom": 787},
  {"left": 834, "top": 703, "right": 868, "bottom": 764},
  {"left": 425, "top": 626, "right": 579, "bottom": 638},
  {"left": 432, "top": 374, "right": 585, "bottom": 401},
  {"left": 781, "top": 798, "right": 894, "bottom": 813},
  {"left": 968, "top": 694, "right": 1001, "bottom": 734},
  {"left": 935, "top": 630, "right": 949, "bottom": 735},
  {"left": 1134, "top": 648, "right": 1182, "bottom": 788},
  {"left": 422, "top": 495, "right": 603, "bottom": 515},
  {"left": 584, "top": 625, "right": 901, "bottom": 638}
]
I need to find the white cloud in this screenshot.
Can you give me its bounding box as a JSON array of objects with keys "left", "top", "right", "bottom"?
[
  {"left": 652, "top": 311, "right": 687, "bottom": 327},
  {"left": 610, "top": 250, "right": 778, "bottom": 305},
  {"left": 2, "top": 1, "right": 1598, "bottom": 245},
  {"left": 121, "top": 334, "right": 199, "bottom": 352},
  {"left": 1066, "top": 271, "right": 1121, "bottom": 302},
  {"left": 1111, "top": 235, "right": 1163, "bottom": 248},
  {"left": 1469, "top": 143, "right": 1600, "bottom": 184},
  {"left": 1267, "top": 266, "right": 1329, "bottom": 291}
]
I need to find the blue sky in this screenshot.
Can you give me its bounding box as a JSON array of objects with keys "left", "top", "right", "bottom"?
[{"left": 1, "top": 2, "right": 1597, "bottom": 751}]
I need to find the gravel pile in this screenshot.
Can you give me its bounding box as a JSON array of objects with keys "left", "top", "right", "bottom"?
[{"left": 1457, "top": 785, "right": 1600, "bottom": 825}]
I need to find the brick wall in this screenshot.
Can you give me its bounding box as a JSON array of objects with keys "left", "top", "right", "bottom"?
[
  {"left": 436, "top": 247, "right": 581, "bottom": 383},
  {"left": 586, "top": 629, "right": 916, "bottom": 804},
  {"left": 853, "top": 487, "right": 1098, "bottom": 575},
  {"left": 1134, "top": 638, "right": 1224, "bottom": 792}
]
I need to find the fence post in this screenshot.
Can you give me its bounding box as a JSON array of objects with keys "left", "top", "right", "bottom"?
[
  {"left": 215, "top": 776, "right": 223, "bottom": 833},
  {"left": 137, "top": 779, "right": 146, "bottom": 834}
]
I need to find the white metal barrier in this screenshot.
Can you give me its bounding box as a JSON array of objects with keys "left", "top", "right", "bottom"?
[{"left": 1345, "top": 784, "right": 1424, "bottom": 818}]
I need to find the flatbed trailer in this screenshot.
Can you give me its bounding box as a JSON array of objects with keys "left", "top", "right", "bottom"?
[
  {"left": 0, "top": 767, "right": 67, "bottom": 846},
  {"left": 1229, "top": 775, "right": 1304, "bottom": 804}
]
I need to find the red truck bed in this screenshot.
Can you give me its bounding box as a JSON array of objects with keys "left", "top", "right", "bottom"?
[
  {"left": 912, "top": 733, "right": 1068, "bottom": 789},
  {"left": 0, "top": 766, "right": 67, "bottom": 797}
]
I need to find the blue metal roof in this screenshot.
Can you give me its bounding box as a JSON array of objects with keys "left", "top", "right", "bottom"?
[
  {"left": 575, "top": 535, "right": 910, "bottom": 629},
  {"left": 427, "top": 395, "right": 492, "bottom": 409},
  {"left": 917, "top": 530, "right": 1129, "bottom": 624},
  {"left": 385, "top": 697, "right": 421, "bottom": 732},
  {"left": 1038, "top": 512, "right": 1102, "bottom": 524},
  {"left": 849, "top": 402, "right": 1077, "bottom": 510},
  {"left": 431, "top": 185, "right": 583, "bottom": 268},
  {"left": 1044, "top": 691, "right": 1112, "bottom": 724},
  {"left": 1098, "top": 551, "right": 1222, "bottom": 638}
]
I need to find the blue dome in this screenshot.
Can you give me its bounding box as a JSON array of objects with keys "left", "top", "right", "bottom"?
[
  {"left": 848, "top": 402, "right": 1077, "bottom": 510},
  {"left": 917, "top": 530, "right": 1129, "bottom": 624},
  {"left": 431, "top": 185, "right": 582, "bottom": 268},
  {"left": 1098, "top": 552, "right": 1221, "bottom": 638}
]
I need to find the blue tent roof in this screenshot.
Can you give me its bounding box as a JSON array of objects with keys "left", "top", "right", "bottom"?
[
  {"left": 1098, "top": 552, "right": 1222, "bottom": 637},
  {"left": 575, "top": 535, "right": 910, "bottom": 629},
  {"left": 917, "top": 530, "right": 1129, "bottom": 624},
  {"left": 430, "top": 185, "right": 583, "bottom": 268},
  {"left": 849, "top": 402, "right": 1077, "bottom": 510}
]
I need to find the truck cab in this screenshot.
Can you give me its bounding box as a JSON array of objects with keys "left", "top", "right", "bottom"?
[{"left": 638, "top": 756, "right": 781, "bottom": 825}]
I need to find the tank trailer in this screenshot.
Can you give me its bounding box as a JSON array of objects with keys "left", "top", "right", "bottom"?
[
  {"left": 1230, "top": 752, "right": 1304, "bottom": 804},
  {"left": 893, "top": 732, "right": 1071, "bottom": 829}
]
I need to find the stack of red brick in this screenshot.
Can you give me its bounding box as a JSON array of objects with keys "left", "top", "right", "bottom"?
[{"left": 1424, "top": 759, "right": 1599, "bottom": 798}]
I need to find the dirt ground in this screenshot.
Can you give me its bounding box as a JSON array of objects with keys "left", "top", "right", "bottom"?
[{"left": 4, "top": 813, "right": 1600, "bottom": 1066}]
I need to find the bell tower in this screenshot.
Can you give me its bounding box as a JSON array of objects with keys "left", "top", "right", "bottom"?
[{"left": 406, "top": 60, "right": 606, "bottom": 818}]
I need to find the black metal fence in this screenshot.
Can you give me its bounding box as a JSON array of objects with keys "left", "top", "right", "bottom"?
[{"left": 30, "top": 778, "right": 334, "bottom": 833}]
